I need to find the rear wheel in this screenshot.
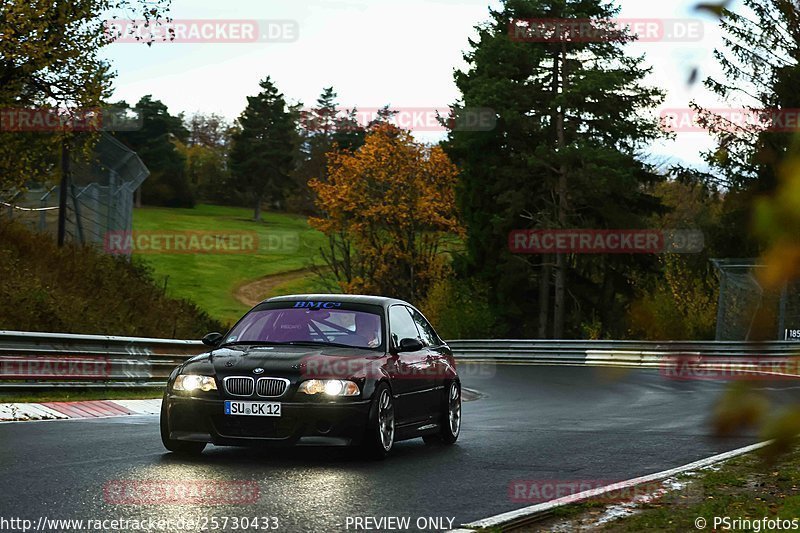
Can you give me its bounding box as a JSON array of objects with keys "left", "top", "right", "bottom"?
[
  {"left": 160, "top": 396, "right": 206, "bottom": 455},
  {"left": 423, "top": 381, "right": 461, "bottom": 445},
  {"left": 361, "top": 383, "right": 394, "bottom": 459}
]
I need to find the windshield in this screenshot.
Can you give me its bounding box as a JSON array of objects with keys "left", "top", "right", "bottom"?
[{"left": 224, "top": 304, "right": 383, "bottom": 350}]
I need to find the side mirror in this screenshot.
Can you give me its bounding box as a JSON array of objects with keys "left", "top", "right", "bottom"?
[
  {"left": 397, "top": 337, "right": 424, "bottom": 353},
  {"left": 202, "top": 332, "right": 223, "bottom": 347}
]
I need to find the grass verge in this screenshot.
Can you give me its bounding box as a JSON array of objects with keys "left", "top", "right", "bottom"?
[
  {"left": 518, "top": 442, "right": 800, "bottom": 532},
  {"left": 0, "top": 220, "right": 224, "bottom": 337}
]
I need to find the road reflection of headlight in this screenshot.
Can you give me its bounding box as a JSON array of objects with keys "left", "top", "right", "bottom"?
[
  {"left": 173, "top": 374, "right": 217, "bottom": 392},
  {"left": 298, "top": 379, "right": 359, "bottom": 396}
]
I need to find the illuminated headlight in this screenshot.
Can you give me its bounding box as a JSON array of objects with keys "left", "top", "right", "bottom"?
[
  {"left": 298, "top": 379, "right": 360, "bottom": 397},
  {"left": 173, "top": 374, "right": 217, "bottom": 392}
]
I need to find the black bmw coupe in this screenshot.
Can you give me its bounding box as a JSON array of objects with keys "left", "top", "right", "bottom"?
[{"left": 160, "top": 294, "right": 461, "bottom": 458}]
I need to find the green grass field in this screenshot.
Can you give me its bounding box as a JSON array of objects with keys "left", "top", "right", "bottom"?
[{"left": 133, "top": 204, "right": 328, "bottom": 326}]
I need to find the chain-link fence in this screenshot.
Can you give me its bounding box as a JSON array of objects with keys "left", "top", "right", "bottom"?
[
  {"left": 712, "top": 258, "right": 800, "bottom": 341},
  {"left": 0, "top": 134, "right": 149, "bottom": 252}
]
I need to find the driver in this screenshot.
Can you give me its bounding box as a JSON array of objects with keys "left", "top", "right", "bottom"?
[{"left": 355, "top": 314, "right": 382, "bottom": 348}]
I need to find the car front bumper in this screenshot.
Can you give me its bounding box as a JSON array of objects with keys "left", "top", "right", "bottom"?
[{"left": 164, "top": 394, "right": 372, "bottom": 447}]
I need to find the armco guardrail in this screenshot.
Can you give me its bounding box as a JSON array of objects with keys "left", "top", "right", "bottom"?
[
  {"left": 447, "top": 339, "right": 800, "bottom": 366},
  {"left": 0, "top": 330, "right": 204, "bottom": 389},
  {"left": 0, "top": 331, "right": 799, "bottom": 389}
]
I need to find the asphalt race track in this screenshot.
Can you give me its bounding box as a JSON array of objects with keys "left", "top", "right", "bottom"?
[{"left": 2, "top": 364, "right": 799, "bottom": 532}]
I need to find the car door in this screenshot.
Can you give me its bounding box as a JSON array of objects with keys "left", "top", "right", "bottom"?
[
  {"left": 410, "top": 307, "right": 449, "bottom": 379},
  {"left": 410, "top": 307, "right": 452, "bottom": 416},
  {"left": 387, "top": 304, "right": 435, "bottom": 425}
]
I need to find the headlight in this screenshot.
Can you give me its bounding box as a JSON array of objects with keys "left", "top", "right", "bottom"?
[
  {"left": 298, "top": 379, "right": 360, "bottom": 396},
  {"left": 173, "top": 374, "right": 217, "bottom": 392}
]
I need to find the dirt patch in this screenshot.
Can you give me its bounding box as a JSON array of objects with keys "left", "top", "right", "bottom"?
[{"left": 233, "top": 267, "right": 317, "bottom": 307}]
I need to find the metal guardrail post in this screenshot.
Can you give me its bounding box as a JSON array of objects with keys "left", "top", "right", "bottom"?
[{"left": 39, "top": 186, "right": 57, "bottom": 232}]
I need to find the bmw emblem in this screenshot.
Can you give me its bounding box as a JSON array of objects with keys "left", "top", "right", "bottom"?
[
  {"left": 225, "top": 360, "right": 234, "bottom": 367},
  {"left": 253, "top": 368, "right": 265, "bottom": 375}
]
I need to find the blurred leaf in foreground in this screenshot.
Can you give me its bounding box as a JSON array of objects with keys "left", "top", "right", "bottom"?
[
  {"left": 713, "top": 382, "right": 770, "bottom": 436},
  {"left": 760, "top": 406, "right": 800, "bottom": 462}
]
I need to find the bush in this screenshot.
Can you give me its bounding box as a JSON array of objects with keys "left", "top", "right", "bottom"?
[
  {"left": 0, "top": 220, "right": 225, "bottom": 338},
  {"left": 627, "top": 255, "right": 717, "bottom": 340},
  {"left": 420, "top": 275, "right": 499, "bottom": 340}
]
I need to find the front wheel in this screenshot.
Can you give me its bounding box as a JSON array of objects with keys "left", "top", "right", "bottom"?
[
  {"left": 160, "top": 396, "right": 206, "bottom": 455},
  {"left": 423, "top": 381, "right": 461, "bottom": 445},
  {"left": 361, "top": 383, "right": 395, "bottom": 459}
]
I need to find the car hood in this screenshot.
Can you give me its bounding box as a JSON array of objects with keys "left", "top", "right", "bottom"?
[{"left": 181, "top": 346, "right": 386, "bottom": 381}]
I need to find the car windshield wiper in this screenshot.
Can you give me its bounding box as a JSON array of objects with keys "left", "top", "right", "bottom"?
[
  {"left": 218, "top": 340, "right": 375, "bottom": 350},
  {"left": 282, "top": 340, "right": 375, "bottom": 350},
  {"left": 217, "top": 340, "right": 292, "bottom": 348}
]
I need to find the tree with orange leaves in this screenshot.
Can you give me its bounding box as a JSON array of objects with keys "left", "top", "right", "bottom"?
[{"left": 309, "top": 124, "right": 463, "bottom": 303}]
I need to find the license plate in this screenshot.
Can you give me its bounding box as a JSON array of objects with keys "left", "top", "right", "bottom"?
[{"left": 224, "top": 400, "right": 281, "bottom": 417}]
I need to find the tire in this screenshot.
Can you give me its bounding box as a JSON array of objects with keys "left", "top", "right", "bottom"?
[
  {"left": 423, "top": 381, "right": 461, "bottom": 445},
  {"left": 361, "top": 383, "right": 395, "bottom": 459},
  {"left": 160, "top": 396, "right": 206, "bottom": 455}
]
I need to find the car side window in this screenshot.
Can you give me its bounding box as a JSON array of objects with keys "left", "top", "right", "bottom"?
[
  {"left": 389, "top": 305, "right": 421, "bottom": 347},
  {"left": 410, "top": 308, "right": 441, "bottom": 347}
]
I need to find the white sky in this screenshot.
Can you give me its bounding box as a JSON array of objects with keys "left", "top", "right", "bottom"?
[{"left": 102, "top": 0, "right": 741, "bottom": 169}]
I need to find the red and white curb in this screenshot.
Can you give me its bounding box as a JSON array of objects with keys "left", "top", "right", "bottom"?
[{"left": 0, "top": 399, "right": 161, "bottom": 422}]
